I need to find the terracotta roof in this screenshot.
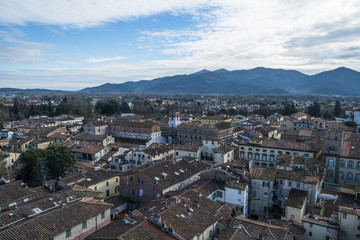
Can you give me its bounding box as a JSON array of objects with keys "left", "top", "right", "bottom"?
[
  {"left": 142, "top": 143, "right": 174, "bottom": 157},
  {"left": 110, "top": 120, "right": 158, "bottom": 129},
  {"left": 250, "top": 167, "right": 277, "bottom": 181},
  {"left": 120, "top": 220, "right": 174, "bottom": 240},
  {"left": 0, "top": 181, "right": 33, "bottom": 206},
  {"left": 138, "top": 160, "right": 209, "bottom": 190},
  {"left": 73, "top": 169, "right": 120, "bottom": 187},
  {"left": 230, "top": 217, "right": 289, "bottom": 240},
  {"left": 0, "top": 198, "right": 112, "bottom": 240},
  {"left": 225, "top": 180, "right": 248, "bottom": 191},
  {"left": 213, "top": 144, "right": 234, "bottom": 154},
  {"left": 70, "top": 143, "right": 105, "bottom": 155},
  {"left": 178, "top": 122, "right": 232, "bottom": 130},
  {"left": 174, "top": 143, "right": 202, "bottom": 152},
  {"left": 74, "top": 133, "right": 107, "bottom": 141},
  {"left": 285, "top": 188, "right": 308, "bottom": 209}
]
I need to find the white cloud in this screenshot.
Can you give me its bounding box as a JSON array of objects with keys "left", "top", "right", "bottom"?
[
  {"left": 0, "top": 0, "right": 208, "bottom": 28},
  {"left": 85, "top": 56, "right": 126, "bottom": 63},
  {"left": 140, "top": 0, "right": 360, "bottom": 73},
  {"left": 1, "top": 1, "right": 360, "bottom": 89},
  {"left": 0, "top": 30, "right": 52, "bottom": 63}
]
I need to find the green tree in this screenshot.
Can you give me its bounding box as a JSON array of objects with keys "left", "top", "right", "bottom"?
[
  {"left": 85, "top": 100, "right": 95, "bottom": 119},
  {"left": 120, "top": 102, "right": 131, "bottom": 113},
  {"left": 308, "top": 101, "right": 321, "bottom": 117},
  {"left": 283, "top": 103, "right": 298, "bottom": 116},
  {"left": 32, "top": 157, "right": 49, "bottom": 187},
  {"left": 228, "top": 108, "right": 237, "bottom": 116},
  {"left": 334, "top": 101, "right": 342, "bottom": 117},
  {"left": 19, "top": 149, "right": 47, "bottom": 187},
  {"left": 45, "top": 145, "right": 75, "bottom": 179},
  {"left": 12, "top": 98, "right": 19, "bottom": 120}
]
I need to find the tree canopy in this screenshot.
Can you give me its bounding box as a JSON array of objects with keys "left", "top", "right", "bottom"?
[{"left": 19, "top": 145, "right": 75, "bottom": 187}]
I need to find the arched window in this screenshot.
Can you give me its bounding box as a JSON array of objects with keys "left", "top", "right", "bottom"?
[
  {"left": 339, "top": 172, "right": 344, "bottom": 180},
  {"left": 269, "top": 163, "right": 274, "bottom": 168},
  {"left": 269, "top": 155, "right": 275, "bottom": 162},
  {"left": 340, "top": 160, "right": 345, "bottom": 168},
  {"left": 328, "top": 159, "right": 334, "bottom": 167},
  {"left": 357, "top": 162, "right": 360, "bottom": 170},
  {"left": 356, "top": 174, "right": 360, "bottom": 183},
  {"left": 348, "top": 161, "right": 354, "bottom": 169},
  {"left": 262, "top": 155, "right": 267, "bottom": 161},
  {"left": 248, "top": 152, "right": 252, "bottom": 159},
  {"left": 261, "top": 163, "right": 267, "bottom": 167},
  {"left": 346, "top": 172, "right": 353, "bottom": 181},
  {"left": 327, "top": 170, "right": 334, "bottom": 178},
  {"left": 255, "top": 154, "right": 260, "bottom": 160}
]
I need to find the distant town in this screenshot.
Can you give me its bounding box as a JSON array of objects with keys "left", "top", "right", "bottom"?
[{"left": 0, "top": 92, "right": 360, "bottom": 240}]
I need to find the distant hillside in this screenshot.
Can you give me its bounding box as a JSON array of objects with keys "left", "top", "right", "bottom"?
[
  {"left": 3, "top": 67, "right": 360, "bottom": 96},
  {"left": 300, "top": 67, "right": 360, "bottom": 95},
  {"left": 0, "top": 88, "right": 68, "bottom": 94},
  {"left": 80, "top": 67, "right": 310, "bottom": 95}
]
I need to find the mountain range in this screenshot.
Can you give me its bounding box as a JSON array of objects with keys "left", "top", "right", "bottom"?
[{"left": 2, "top": 67, "right": 360, "bottom": 96}]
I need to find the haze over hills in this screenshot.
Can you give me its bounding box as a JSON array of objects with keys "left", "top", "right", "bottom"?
[
  {"left": 79, "top": 67, "right": 360, "bottom": 95},
  {"left": 2, "top": 67, "right": 360, "bottom": 95}
]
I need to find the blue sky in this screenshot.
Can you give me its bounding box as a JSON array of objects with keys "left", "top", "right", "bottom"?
[{"left": 1, "top": 0, "right": 360, "bottom": 90}]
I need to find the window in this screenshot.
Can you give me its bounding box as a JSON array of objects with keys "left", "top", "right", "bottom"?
[
  {"left": 296, "top": 183, "right": 300, "bottom": 188},
  {"left": 262, "top": 155, "right": 267, "bottom": 161},
  {"left": 264, "top": 192, "right": 268, "bottom": 198},
  {"left": 270, "top": 155, "right": 274, "bottom": 162},
  {"left": 356, "top": 174, "right": 360, "bottom": 183},
  {"left": 348, "top": 161, "right": 354, "bottom": 169},
  {"left": 346, "top": 172, "right": 353, "bottom": 181},
  {"left": 343, "top": 213, "right": 347, "bottom": 219},
  {"left": 357, "top": 162, "right": 360, "bottom": 170},
  {"left": 310, "top": 223, "right": 313, "bottom": 228},
  {"left": 288, "top": 181, "right": 292, "bottom": 187},
  {"left": 328, "top": 158, "right": 334, "bottom": 167},
  {"left": 280, "top": 180, "right": 283, "bottom": 185},
  {"left": 328, "top": 170, "right": 334, "bottom": 178},
  {"left": 106, "top": 181, "right": 109, "bottom": 187},
  {"left": 94, "top": 186, "right": 97, "bottom": 191},
  {"left": 263, "top": 206, "right": 267, "bottom": 212},
  {"left": 309, "top": 232, "right": 312, "bottom": 237},
  {"left": 255, "top": 154, "right": 259, "bottom": 160},
  {"left": 82, "top": 220, "right": 87, "bottom": 229},
  {"left": 116, "top": 178, "right": 118, "bottom": 183},
  {"left": 248, "top": 153, "right": 252, "bottom": 159},
  {"left": 340, "top": 160, "right": 345, "bottom": 168},
  {"left": 339, "top": 172, "right": 344, "bottom": 180},
  {"left": 326, "top": 237, "right": 330, "bottom": 240},
  {"left": 130, "top": 176, "right": 133, "bottom": 181},
  {"left": 66, "top": 229, "right": 71, "bottom": 238},
  {"left": 253, "top": 191, "right": 257, "bottom": 197},
  {"left": 101, "top": 211, "right": 105, "bottom": 219}
]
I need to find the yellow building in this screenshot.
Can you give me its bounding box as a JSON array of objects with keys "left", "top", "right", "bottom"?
[{"left": 283, "top": 188, "right": 307, "bottom": 223}]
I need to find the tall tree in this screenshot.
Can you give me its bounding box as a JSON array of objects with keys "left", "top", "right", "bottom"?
[
  {"left": 19, "top": 149, "right": 47, "bottom": 187},
  {"left": 46, "top": 145, "right": 75, "bottom": 179},
  {"left": 12, "top": 98, "right": 19, "bottom": 120},
  {"left": 85, "top": 99, "right": 95, "bottom": 118},
  {"left": 334, "top": 100, "right": 342, "bottom": 117},
  {"left": 308, "top": 101, "right": 321, "bottom": 117}
]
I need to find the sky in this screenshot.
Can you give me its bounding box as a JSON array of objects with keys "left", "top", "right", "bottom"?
[{"left": 1, "top": 0, "right": 360, "bottom": 90}]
